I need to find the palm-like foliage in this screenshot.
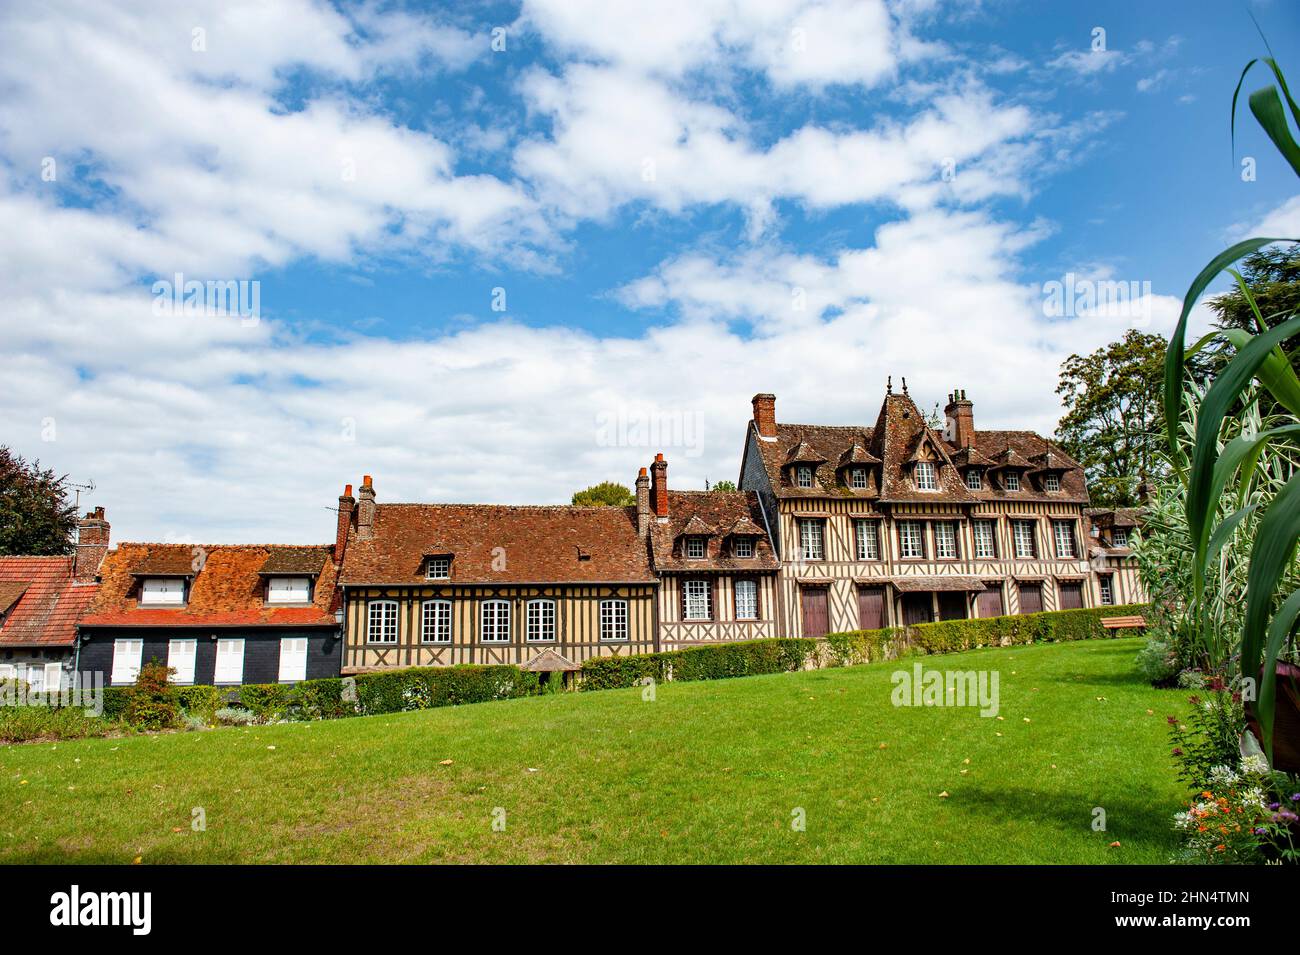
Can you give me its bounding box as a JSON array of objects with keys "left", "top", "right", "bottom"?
[{"left": 1163, "top": 55, "right": 1300, "bottom": 757}]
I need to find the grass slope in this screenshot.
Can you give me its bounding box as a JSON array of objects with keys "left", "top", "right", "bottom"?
[{"left": 0, "top": 637, "right": 1189, "bottom": 864}]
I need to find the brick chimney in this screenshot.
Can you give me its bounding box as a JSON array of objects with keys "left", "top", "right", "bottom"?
[
  {"left": 752, "top": 393, "right": 777, "bottom": 440},
  {"left": 335, "top": 484, "right": 355, "bottom": 561},
  {"left": 650, "top": 453, "right": 669, "bottom": 520},
  {"left": 74, "top": 507, "right": 110, "bottom": 581},
  {"left": 357, "top": 475, "right": 376, "bottom": 540},
  {"left": 635, "top": 466, "right": 651, "bottom": 536},
  {"left": 944, "top": 389, "right": 975, "bottom": 448}
]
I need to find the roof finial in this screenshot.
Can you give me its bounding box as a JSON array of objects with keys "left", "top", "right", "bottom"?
[
  {"left": 901, "top": 376, "right": 909, "bottom": 396},
  {"left": 886, "top": 375, "right": 892, "bottom": 395}
]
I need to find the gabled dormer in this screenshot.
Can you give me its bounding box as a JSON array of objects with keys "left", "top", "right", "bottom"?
[
  {"left": 905, "top": 432, "right": 949, "bottom": 493},
  {"left": 989, "top": 444, "right": 1032, "bottom": 492},
  {"left": 1029, "top": 447, "right": 1070, "bottom": 493},
  {"left": 949, "top": 444, "right": 995, "bottom": 491},
  {"left": 726, "top": 514, "right": 764, "bottom": 558},
  {"left": 783, "top": 440, "right": 826, "bottom": 491},
  {"left": 837, "top": 441, "right": 881, "bottom": 493},
  {"left": 676, "top": 515, "right": 714, "bottom": 559}
]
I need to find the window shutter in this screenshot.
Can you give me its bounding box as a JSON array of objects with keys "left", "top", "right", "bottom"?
[
  {"left": 111, "top": 639, "right": 143, "bottom": 685},
  {"left": 214, "top": 638, "right": 246, "bottom": 684},
  {"left": 43, "top": 663, "right": 62, "bottom": 692},
  {"left": 278, "top": 637, "right": 308, "bottom": 682}
]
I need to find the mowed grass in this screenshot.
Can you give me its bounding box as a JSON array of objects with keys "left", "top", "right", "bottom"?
[{"left": 0, "top": 637, "right": 1190, "bottom": 864}]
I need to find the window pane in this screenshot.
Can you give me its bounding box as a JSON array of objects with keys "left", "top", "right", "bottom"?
[
  {"left": 426, "top": 556, "right": 451, "bottom": 579},
  {"left": 684, "top": 580, "right": 711, "bottom": 620},
  {"left": 733, "top": 537, "right": 754, "bottom": 558},
  {"left": 422, "top": 600, "right": 451, "bottom": 643},
  {"left": 799, "top": 520, "right": 824, "bottom": 560},
  {"left": 1053, "top": 520, "right": 1076, "bottom": 558},
  {"left": 974, "top": 520, "right": 996, "bottom": 558},
  {"left": 481, "top": 601, "right": 511, "bottom": 642},
  {"left": 1044, "top": 473, "right": 1060, "bottom": 492},
  {"left": 899, "top": 521, "right": 924, "bottom": 559},
  {"left": 1013, "top": 521, "right": 1036, "bottom": 558},
  {"left": 527, "top": 600, "right": 556, "bottom": 641},
  {"left": 915, "top": 462, "right": 937, "bottom": 490},
  {"left": 966, "top": 469, "right": 982, "bottom": 490},
  {"left": 856, "top": 520, "right": 879, "bottom": 560},
  {"left": 935, "top": 522, "right": 957, "bottom": 559},
  {"left": 368, "top": 601, "right": 398, "bottom": 643},
  {"left": 1004, "top": 472, "right": 1020, "bottom": 491},
  {"left": 600, "top": 599, "right": 628, "bottom": 640},
  {"left": 735, "top": 579, "right": 758, "bottom": 619}
]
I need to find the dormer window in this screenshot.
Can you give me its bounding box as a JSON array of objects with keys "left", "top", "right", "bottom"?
[
  {"left": 965, "top": 469, "right": 982, "bottom": 491},
  {"left": 795, "top": 465, "right": 814, "bottom": 489},
  {"left": 848, "top": 467, "right": 868, "bottom": 490},
  {"left": 1043, "top": 473, "right": 1061, "bottom": 492},
  {"left": 139, "top": 577, "right": 186, "bottom": 606},
  {"left": 1112, "top": 528, "right": 1129, "bottom": 547},
  {"left": 733, "top": 537, "right": 754, "bottom": 558},
  {"left": 914, "top": 461, "right": 937, "bottom": 491},
  {"left": 685, "top": 536, "right": 707, "bottom": 559},
  {"left": 1003, "top": 472, "right": 1021, "bottom": 492},
  {"left": 425, "top": 555, "right": 452, "bottom": 580},
  {"left": 266, "top": 576, "right": 311, "bottom": 605}
]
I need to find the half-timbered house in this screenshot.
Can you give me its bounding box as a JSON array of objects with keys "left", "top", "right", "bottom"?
[
  {"left": 77, "top": 542, "right": 342, "bottom": 686},
  {"left": 636, "top": 455, "right": 780, "bottom": 648},
  {"left": 1085, "top": 507, "right": 1147, "bottom": 607},
  {"left": 335, "top": 477, "right": 657, "bottom": 673},
  {"left": 739, "top": 384, "right": 1096, "bottom": 636}
]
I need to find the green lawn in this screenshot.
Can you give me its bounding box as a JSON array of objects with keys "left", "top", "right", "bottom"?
[{"left": 0, "top": 636, "right": 1191, "bottom": 864}]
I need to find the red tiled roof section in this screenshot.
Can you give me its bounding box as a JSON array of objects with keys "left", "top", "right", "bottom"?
[
  {"left": 81, "top": 544, "right": 339, "bottom": 628},
  {"left": 340, "top": 504, "right": 656, "bottom": 585},
  {"left": 751, "top": 391, "right": 1088, "bottom": 505},
  {"left": 0, "top": 556, "right": 96, "bottom": 647},
  {"left": 649, "top": 491, "right": 779, "bottom": 573}
]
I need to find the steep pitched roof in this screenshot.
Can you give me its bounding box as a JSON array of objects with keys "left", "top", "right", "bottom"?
[
  {"left": 648, "top": 491, "right": 779, "bottom": 573},
  {"left": 81, "top": 544, "right": 339, "bottom": 628},
  {"left": 339, "top": 504, "right": 655, "bottom": 585},
  {"left": 0, "top": 556, "right": 97, "bottom": 647},
  {"left": 747, "top": 392, "right": 1088, "bottom": 505}
]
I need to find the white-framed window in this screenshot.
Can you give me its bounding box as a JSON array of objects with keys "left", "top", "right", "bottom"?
[
  {"left": 1099, "top": 576, "right": 1114, "bottom": 605},
  {"left": 600, "top": 599, "right": 629, "bottom": 641},
  {"left": 1043, "top": 473, "right": 1061, "bottom": 492},
  {"left": 799, "top": 519, "right": 824, "bottom": 560},
  {"left": 734, "top": 579, "right": 758, "bottom": 620},
  {"left": 849, "top": 467, "right": 868, "bottom": 489},
  {"left": 683, "top": 579, "right": 711, "bottom": 620},
  {"left": 1012, "top": 520, "right": 1037, "bottom": 558},
  {"left": 965, "top": 469, "right": 983, "bottom": 491},
  {"left": 266, "top": 576, "right": 311, "bottom": 604},
  {"left": 1112, "top": 528, "right": 1129, "bottom": 547},
  {"left": 367, "top": 600, "right": 398, "bottom": 644},
  {"left": 278, "top": 637, "right": 308, "bottom": 682},
  {"left": 973, "top": 519, "right": 997, "bottom": 559},
  {"left": 733, "top": 536, "right": 754, "bottom": 558},
  {"left": 855, "top": 519, "right": 879, "bottom": 561},
  {"left": 1053, "top": 520, "right": 1077, "bottom": 559},
  {"left": 111, "top": 638, "right": 143, "bottom": 685},
  {"left": 526, "top": 599, "right": 557, "bottom": 642},
  {"left": 899, "top": 520, "right": 925, "bottom": 559},
  {"left": 214, "top": 638, "right": 245, "bottom": 684},
  {"left": 1003, "top": 471, "right": 1021, "bottom": 492},
  {"left": 139, "top": 577, "right": 185, "bottom": 606},
  {"left": 934, "top": 522, "right": 958, "bottom": 559},
  {"left": 795, "top": 465, "right": 814, "bottom": 488},
  {"left": 481, "top": 599, "right": 511, "bottom": 643},
  {"left": 42, "top": 662, "right": 62, "bottom": 693},
  {"left": 914, "top": 461, "right": 937, "bottom": 491},
  {"left": 25, "top": 665, "right": 45, "bottom": 692},
  {"left": 421, "top": 599, "right": 452, "bottom": 644},
  {"left": 685, "top": 536, "right": 706, "bottom": 559},
  {"left": 167, "top": 638, "right": 197, "bottom": 684},
  {"left": 425, "top": 555, "right": 451, "bottom": 580}
]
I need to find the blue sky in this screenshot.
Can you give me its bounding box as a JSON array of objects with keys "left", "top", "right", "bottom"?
[{"left": 1, "top": 0, "right": 1297, "bottom": 543}]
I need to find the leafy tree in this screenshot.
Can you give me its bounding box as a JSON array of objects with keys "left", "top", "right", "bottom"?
[
  {"left": 707, "top": 479, "right": 738, "bottom": 492},
  {"left": 1055, "top": 330, "right": 1171, "bottom": 508},
  {"left": 1206, "top": 246, "right": 1300, "bottom": 363},
  {"left": 571, "top": 481, "right": 635, "bottom": 507},
  {"left": 0, "top": 447, "right": 77, "bottom": 556}
]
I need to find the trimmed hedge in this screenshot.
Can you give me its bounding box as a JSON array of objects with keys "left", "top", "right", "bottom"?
[
  {"left": 353, "top": 665, "right": 539, "bottom": 714},
  {"left": 906, "top": 602, "right": 1149, "bottom": 655},
  {"left": 823, "top": 627, "right": 908, "bottom": 667},
  {"left": 580, "top": 638, "right": 819, "bottom": 691}
]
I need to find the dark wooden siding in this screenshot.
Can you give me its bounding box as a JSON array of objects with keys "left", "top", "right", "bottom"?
[{"left": 78, "top": 627, "right": 341, "bottom": 686}]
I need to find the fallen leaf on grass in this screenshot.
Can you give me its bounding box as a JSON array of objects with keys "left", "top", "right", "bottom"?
[
  {"left": 439, "top": 759, "right": 453, "bottom": 765},
  {"left": 938, "top": 791, "right": 950, "bottom": 798}
]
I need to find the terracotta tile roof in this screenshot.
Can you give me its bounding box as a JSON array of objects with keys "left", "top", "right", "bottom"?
[
  {"left": 259, "top": 546, "right": 329, "bottom": 576},
  {"left": 750, "top": 391, "right": 1088, "bottom": 505},
  {"left": 0, "top": 556, "right": 97, "bottom": 647},
  {"left": 890, "top": 576, "right": 986, "bottom": 592},
  {"left": 81, "top": 544, "right": 339, "bottom": 628},
  {"left": 648, "top": 491, "right": 780, "bottom": 573},
  {"left": 339, "top": 504, "right": 656, "bottom": 585}
]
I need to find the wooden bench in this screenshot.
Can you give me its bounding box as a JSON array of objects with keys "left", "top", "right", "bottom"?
[{"left": 1101, "top": 615, "right": 1147, "bottom": 630}]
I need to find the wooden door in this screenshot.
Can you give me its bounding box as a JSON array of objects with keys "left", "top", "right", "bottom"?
[
  {"left": 1058, "top": 581, "right": 1084, "bottom": 610},
  {"left": 857, "top": 587, "right": 885, "bottom": 630},
  {"left": 800, "top": 588, "right": 830, "bottom": 638},
  {"left": 1018, "top": 582, "right": 1043, "bottom": 615},
  {"left": 937, "top": 592, "right": 967, "bottom": 621},
  {"left": 902, "top": 593, "right": 933, "bottom": 626},
  {"left": 976, "top": 586, "right": 1005, "bottom": 618}
]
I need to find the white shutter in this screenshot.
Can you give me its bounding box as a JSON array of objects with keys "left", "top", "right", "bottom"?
[
  {"left": 26, "top": 665, "right": 44, "bottom": 692},
  {"left": 0, "top": 664, "right": 15, "bottom": 682},
  {"left": 140, "top": 577, "right": 185, "bottom": 605},
  {"left": 168, "top": 639, "right": 197, "bottom": 684},
  {"left": 111, "top": 639, "right": 143, "bottom": 684},
  {"left": 267, "top": 577, "right": 311, "bottom": 604},
  {"left": 43, "top": 663, "right": 62, "bottom": 692},
  {"left": 278, "top": 637, "right": 308, "bottom": 682},
  {"left": 214, "top": 638, "right": 245, "bottom": 684}
]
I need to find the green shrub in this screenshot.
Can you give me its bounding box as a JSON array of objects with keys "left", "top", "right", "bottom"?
[
  {"left": 354, "top": 665, "right": 539, "bottom": 715},
  {"left": 239, "top": 683, "right": 297, "bottom": 720},
  {"left": 215, "top": 706, "right": 257, "bottom": 726},
  {"left": 291, "top": 677, "right": 351, "bottom": 720},
  {"left": 822, "top": 627, "right": 907, "bottom": 666},
  {"left": 101, "top": 686, "right": 130, "bottom": 721},
  {"left": 0, "top": 705, "right": 119, "bottom": 743},
  {"left": 1136, "top": 636, "right": 1180, "bottom": 686},
  {"left": 175, "top": 685, "right": 222, "bottom": 722},
  {"left": 579, "top": 638, "right": 818, "bottom": 691},
  {"left": 125, "top": 659, "right": 180, "bottom": 730},
  {"left": 908, "top": 603, "right": 1149, "bottom": 656}
]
